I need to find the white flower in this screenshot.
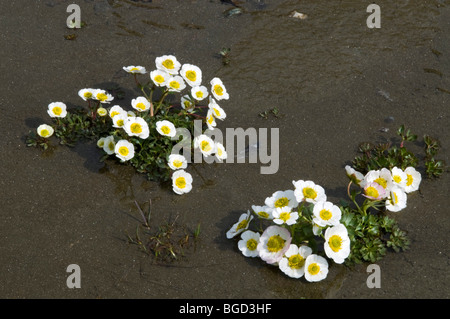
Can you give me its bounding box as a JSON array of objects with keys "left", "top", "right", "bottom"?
[
  {"left": 114, "top": 139, "right": 134, "bottom": 161},
  {"left": 93, "top": 89, "right": 114, "bottom": 104},
  {"left": 131, "top": 96, "right": 151, "bottom": 112},
  {"left": 97, "top": 137, "right": 106, "bottom": 148},
  {"left": 324, "top": 224, "right": 351, "bottom": 264},
  {"left": 258, "top": 225, "right": 292, "bottom": 265},
  {"left": 226, "top": 211, "right": 253, "bottom": 239},
  {"left": 123, "top": 65, "right": 146, "bottom": 74},
  {"left": 37, "top": 124, "right": 54, "bottom": 138},
  {"left": 97, "top": 107, "right": 108, "bottom": 117},
  {"left": 404, "top": 167, "right": 421, "bottom": 193},
  {"left": 123, "top": 117, "right": 149, "bottom": 139},
  {"left": 47, "top": 102, "right": 67, "bottom": 118},
  {"left": 264, "top": 190, "right": 298, "bottom": 209},
  {"left": 385, "top": 186, "right": 407, "bottom": 212},
  {"left": 150, "top": 69, "right": 169, "bottom": 87},
  {"left": 103, "top": 136, "right": 115, "bottom": 155},
  {"left": 181, "top": 95, "right": 195, "bottom": 112},
  {"left": 279, "top": 244, "right": 312, "bottom": 279},
  {"left": 127, "top": 110, "right": 136, "bottom": 117},
  {"left": 208, "top": 97, "right": 226, "bottom": 120},
  {"left": 210, "top": 77, "right": 229, "bottom": 100},
  {"left": 304, "top": 254, "right": 329, "bottom": 282},
  {"left": 272, "top": 206, "right": 299, "bottom": 226},
  {"left": 292, "top": 180, "right": 326, "bottom": 204},
  {"left": 205, "top": 109, "right": 217, "bottom": 130},
  {"left": 155, "top": 55, "right": 181, "bottom": 75},
  {"left": 191, "top": 85, "right": 208, "bottom": 101},
  {"left": 156, "top": 120, "right": 176, "bottom": 138},
  {"left": 361, "top": 168, "right": 393, "bottom": 197},
  {"left": 312, "top": 201, "right": 342, "bottom": 227},
  {"left": 251, "top": 205, "right": 273, "bottom": 220},
  {"left": 345, "top": 165, "right": 364, "bottom": 185},
  {"left": 214, "top": 142, "right": 227, "bottom": 162},
  {"left": 168, "top": 154, "right": 188, "bottom": 170},
  {"left": 109, "top": 105, "right": 125, "bottom": 119},
  {"left": 238, "top": 230, "right": 260, "bottom": 258},
  {"left": 172, "top": 169, "right": 193, "bottom": 195},
  {"left": 194, "top": 134, "right": 215, "bottom": 157},
  {"left": 167, "top": 75, "right": 186, "bottom": 92},
  {"left": 390, "top": 167, "right": 407, "bottom": 190},
  {"left": 112, "top": 112, "right": 128, "bottom": 129},
  {"left": 78, "top": 88, "right": 95, "bottom": 101},
  {"left": 180, "top": 64, "right": 202, "bottom": 87}
]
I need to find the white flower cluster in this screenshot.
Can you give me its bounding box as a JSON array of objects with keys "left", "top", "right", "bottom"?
[
  {"left": 345, "top": 165, "right": 422, "bottom": 212},
  {"left": 37, "top": 55, "right": 229, "bottom": 196},
  {"left": 226, "top": 180, "right": 352, "bottom": 282},
  {"left": 100, "top": 55, "right": 228, "bottom": 195}
]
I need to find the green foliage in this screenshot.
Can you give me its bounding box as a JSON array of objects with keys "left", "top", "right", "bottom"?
[
  {"left": 340, "top": 204, "right": 409, "bottom": 265},
  {"left": 423, "top": 134, "right": 446, "bottom": 178},
  {"left": 26, "top": 74, "right": 212, "bottom": 183}
]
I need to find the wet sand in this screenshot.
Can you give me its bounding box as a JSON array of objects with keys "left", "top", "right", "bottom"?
[{"left": 0, "top": 0, "right": 449, "bottom": 298}]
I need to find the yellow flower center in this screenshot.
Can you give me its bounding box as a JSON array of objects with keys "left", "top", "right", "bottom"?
[
  {"left": 161, "top": 125, "right": 171, "bottom": 135},
  {"left": 319, "top": 209, "right": 332, "bottom": 221},
  {"left": 136, "top": 102, "right": 146, "bottom": 111},
  {"left": 173, "top": 160, "right": 183, "bottom": 168},
  {"left": 97, "top": 108, "right": 107, "bottom": 116},
  {"left": 406, "top": 174, "right": 413, "bottom": 186},
  {"left": 217, "top": 148, "right": 223, "bottom": 157},
  {"left": 186, "top": 70, "right": 196, "bottom": 82},
  {"left": 130, "top": 67, "right": 139, "bottom": 71},
  {"left": 365, "top": 186, "right": 379, "bottom": 198},
  {"left": 257, "top": 211, "right": 269, "bottom": 218},
  {"left": 195, "top": 91, "right": 203, "bottom": 98},
  {"left": 303, "top": 187, "right": 317, "bottom": 199},
  {"left": 374, "top": 177, "right": 387, "bottom": 189},
  {"left": 116, "top": 119, "right": 124, "bottom": 127},
  {"left": 201, "top": 140, "right": 212, "bottom": 152},
  {"left": 107, "top": 141, "right": 115, "bottom": 151},
  {"left": 110, "top": 111, "right": 120, "bottom": 117},
  {"left": 154, "top": 75, "right": 165, "bottom": 83},
  {"left": 214, "top": 84, "right": 224, "bottom": 96},
  {"left": 40, "top": 129, "right": 50, "bottom": 137},
  {"left": 170, "top": 81, "right": 180, "bottom": 89},
  {"left": 175, "top": 176, "right": 186, "bottom": 189},
  {"left": 130, "top": 123, "right": 142, "bottom": 134},
  {"left": 207, "top": 115, "right": 214, "bottom": 125},
  {"left": 236, "top": 219, "right": 248, "bottom": 231},
  {"left": 393, "top": 175, "right": 402, "bottom": 183},
  {"left": 246, "top": 238, "right": 258, "bottom": 251},
  {"left": 288, "top": 254, "right": 305, "bottom": 269},
  {"left": 97, "top": 93, "right": 107, "bottom": 101},
  {"left": 274, "top": 197, "right": 289, "bottom": 208},
  {"left": 118, "top": 146, "right": 129, "bottom": 157},
  {"left": 183, "top": 101, "right": 191, "bottom": 108},
  {"left": 83, "top": 92, "right": 92, "bottom": 99},
  {"left": 213, "top": 108, "right": 221, "bottom": 117},
  {"left": 329, "top": 235, "right": 343, "bottom": 252},
  {"left": 279, "top": 212, "right": 291, "bottom": 222},
  {"left": 266, "top": 235, "right": 285, "bottom": 253},
  {"left": 307, "top": 263, "right": 320, "bottom": 275},
  {"left": 390, "top": 192, "right": 398, "bottom": 205},
  {"left": 52, "top": 106, "right": 62, "bottom": 116},
  {"left": 162, "top": 59, "right": 174, "bottom": 69}
]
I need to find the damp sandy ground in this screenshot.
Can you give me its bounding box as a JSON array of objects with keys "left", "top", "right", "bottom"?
[{"left": 0, "top": 0, "right": 449, "bottom": 299}]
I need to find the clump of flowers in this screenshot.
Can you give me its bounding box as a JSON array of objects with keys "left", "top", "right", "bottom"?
[
  {"left": 27, "top": 55, "right": 230, "bottom": 195},
  {"left": 227, "top": 126, "right": 432, "bottom": 282}
]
